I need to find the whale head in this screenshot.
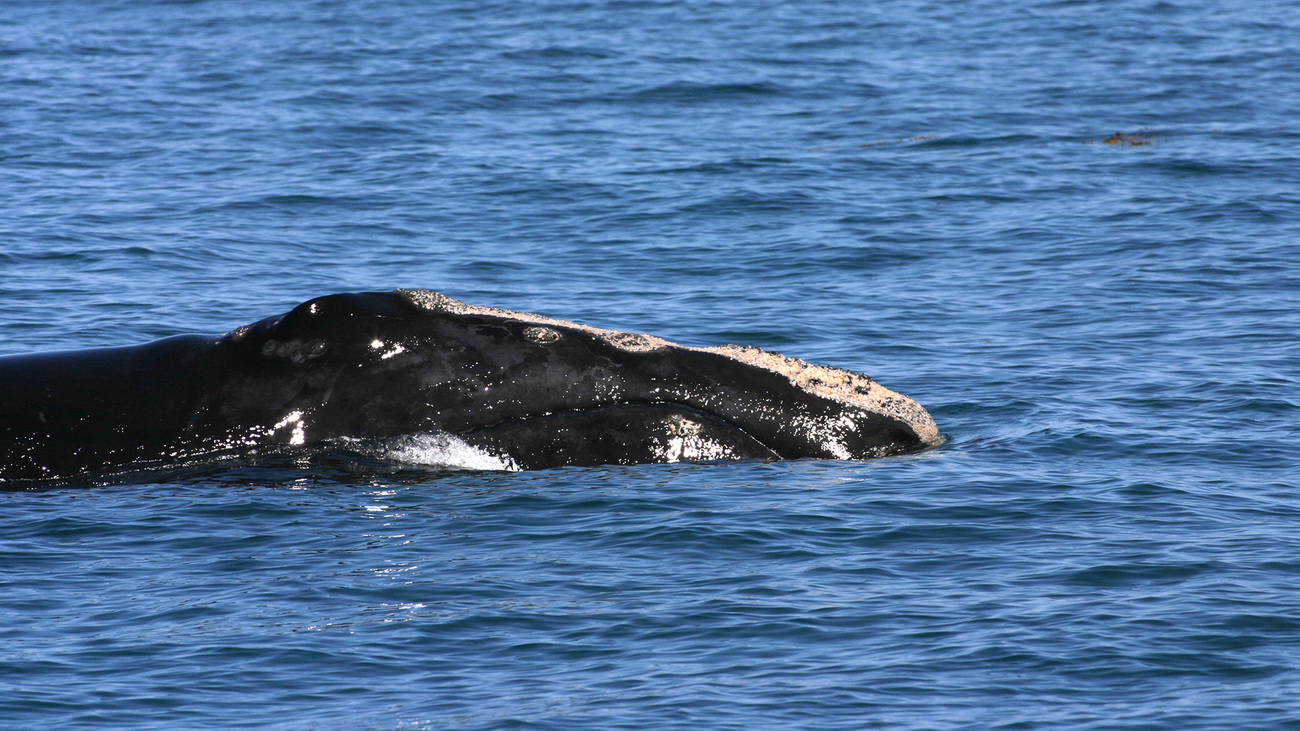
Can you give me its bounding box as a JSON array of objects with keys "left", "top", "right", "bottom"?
[{"left": 212, "top": 289, "right": 941, "bottom": 470}]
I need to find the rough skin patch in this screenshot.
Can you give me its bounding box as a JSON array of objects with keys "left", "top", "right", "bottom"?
[
  {"left": 398, "top": 289, "right": 941, "bottom": 446},
  {"left": 703, "top": 344, "right": 940, "bottom": 445},
  {"left": 399, "top": 289, "right": 673, "bottom": 352}
]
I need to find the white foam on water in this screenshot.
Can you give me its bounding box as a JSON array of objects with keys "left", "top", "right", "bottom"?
[{"left": 346, "top": 432, "right": 518, "bottom": 472}]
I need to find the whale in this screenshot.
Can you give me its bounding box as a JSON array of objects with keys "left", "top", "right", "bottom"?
[{"left": 0, "top": 289, "right": 940, "bottom": 486}]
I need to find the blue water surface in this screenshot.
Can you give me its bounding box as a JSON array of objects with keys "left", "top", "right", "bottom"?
[{"left": 2, "top": 0, "right": 1299, "bottom": 728}]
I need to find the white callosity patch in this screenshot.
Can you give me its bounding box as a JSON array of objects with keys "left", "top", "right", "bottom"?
[
  {"left": 398, "top": 289, "right": 942, "bottom": 447},
  {"left": 705, "top": 344, "right": 942, "bottom": 447},
  {"left": 656, "top": 413, "right": 741, "bottom": 463},
  {"left": 522, "top": 326, "right": 561, "bottom": 344}
]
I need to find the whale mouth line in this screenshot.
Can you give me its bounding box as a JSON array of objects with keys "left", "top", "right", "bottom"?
[{"left": 453, "top": 401, "right": 784, "bottom": 468}]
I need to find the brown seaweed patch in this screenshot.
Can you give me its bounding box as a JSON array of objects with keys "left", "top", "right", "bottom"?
[{"left": 1097, "top": 130, "right": 1159, "bottom": 146}]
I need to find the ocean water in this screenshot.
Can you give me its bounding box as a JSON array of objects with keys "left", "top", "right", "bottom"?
[{"left": 3, "top": 0, "right": 1299, "bottom": 728}]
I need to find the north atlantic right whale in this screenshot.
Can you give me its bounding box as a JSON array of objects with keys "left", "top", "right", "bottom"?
[{"left": 0, "top": 290, "right": 941, "bottom": 486}]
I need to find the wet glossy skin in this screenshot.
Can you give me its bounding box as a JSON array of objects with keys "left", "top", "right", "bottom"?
[{"left": 0, "top": 290, "right": 940, "bottom": 485}]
